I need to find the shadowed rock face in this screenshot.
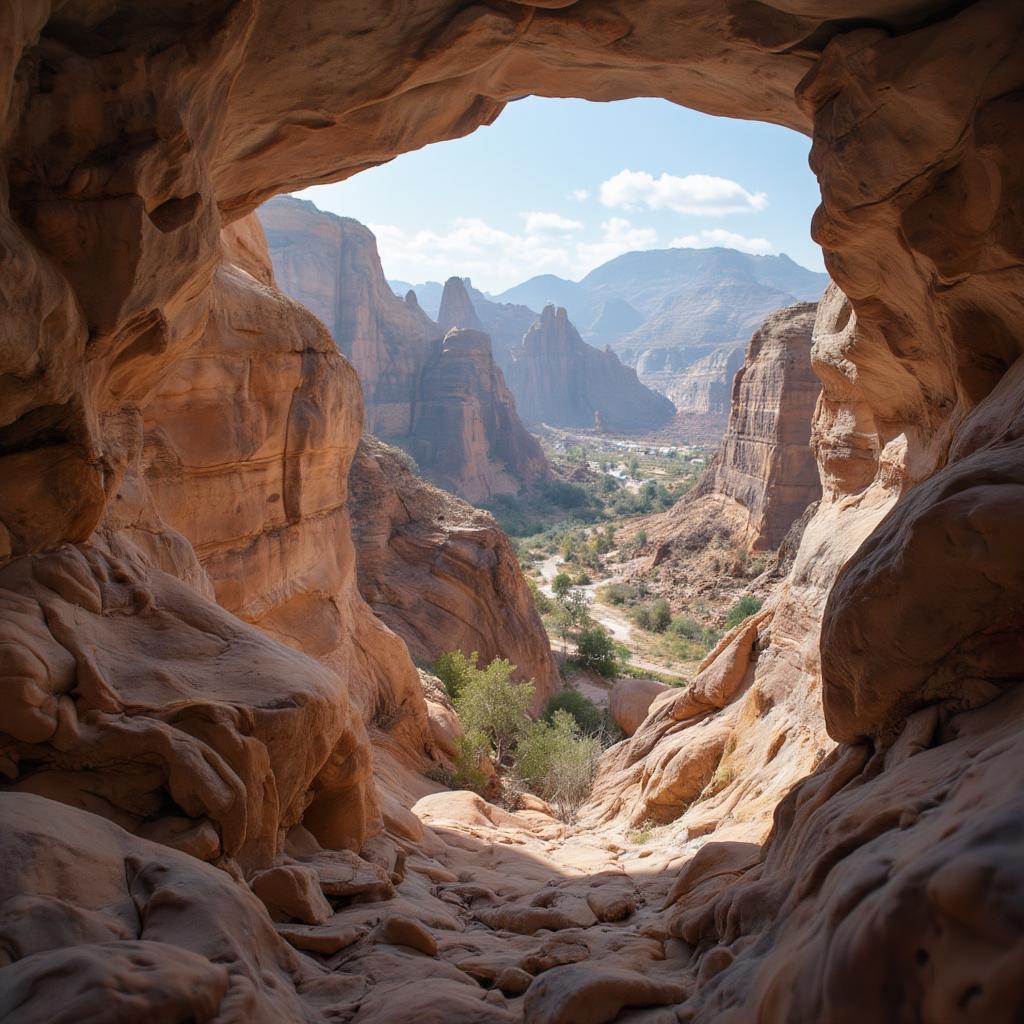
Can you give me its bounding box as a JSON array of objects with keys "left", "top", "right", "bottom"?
[
  {"left": 349, "top": 436, "right": 559, "bottom": 708},
  {"left": 508, "top": 305, "right": 675, "bottom": 432},
  {"left": 1, "top": 1, "right": 1023, "bottom": 1021},
  {"left": 407, "top": 329, "right": 549, "bottom": 503}
]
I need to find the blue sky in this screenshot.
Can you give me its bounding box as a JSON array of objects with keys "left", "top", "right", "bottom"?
[{"left": 297, "top": 97, "right": 824, "bottom": 294}]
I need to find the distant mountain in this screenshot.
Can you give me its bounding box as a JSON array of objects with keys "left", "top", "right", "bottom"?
[
  {"left": 489, "top": 274, "right": 591, "bottom": 325},
  {"left": 394, "top": 245, "right": 827, "bottom": 431},
  {"left": 491, "top": 247, "right": 827, "bottom": 418},
  {"left": 491, "top": 248, "right": 826, "bottom": 343},
  {"left": 389, "top": 279, "right": 444, "bottom": 319}
]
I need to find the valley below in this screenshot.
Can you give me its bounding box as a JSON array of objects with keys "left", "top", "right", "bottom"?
[{"left": 1, "top": 3, "right": 1022, "bottom": 1023}]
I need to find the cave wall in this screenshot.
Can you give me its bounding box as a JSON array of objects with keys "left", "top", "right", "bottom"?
[{"left": 0, "top": 1, "right": 1022, "bottom": 1020}]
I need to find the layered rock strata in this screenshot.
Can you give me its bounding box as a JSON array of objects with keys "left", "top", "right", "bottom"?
[
  {"left": 260, "top": 200, "right": 547, "bottom": 501},
  {"left": 0, "top": 2, "right": 1023, "bottom": 1022},
  {"left": 640, "top": 301, "right": 822, "bottom": 561},
  {"left": 407, "top": 328, "right": 548, "bottom": 503},
  {"left": 508, "top": 305, "right": 675, "bottom": 432},
  {"left": 349, "top": 436, "right": 559, "bottom": 705}
]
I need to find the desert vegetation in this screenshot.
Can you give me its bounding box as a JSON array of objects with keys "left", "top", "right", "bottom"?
[{"left": 432, "top": 650, "right": 621, "bottom": 821}]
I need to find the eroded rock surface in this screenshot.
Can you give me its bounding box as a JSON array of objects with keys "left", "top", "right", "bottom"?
[
  {"left": 260, "top": 200, "right": 547, "bottom": 501},
  {"left": 1, "top": 1, "right": 1023, "bottom": 1022},
  {"left": 349, "top": 436, "right": 559, "bottom": 706},
  {"left": 640, "top": 301, "right": 822, "bottom": 568},
  {"left": 508, "top": 305, "right": 675, "bottom": 432}
]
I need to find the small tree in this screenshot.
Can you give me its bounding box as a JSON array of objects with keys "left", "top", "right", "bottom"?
[
  {"left": 543, "top": 689, "right": 603, "bottom": 735},
  {"left": 452, "top": 730, "right": 492, "bottom": 793},
  {"left": 455, "top": 658, "right": 535, "bottom": 764},
  {"left": 650, "top": 599, "right": 672, "bottom": 633},
  {"left": 574, "top": 625, "right": 618, "bottom": 677},
  {"left": 434, "top": 649, "right": 478, "bottom": 700},
  {"left": 528, "top": 579, "right": 553, "bottom": 615},
  {"left": 628, "top": 455, "right": 641, "bottom": 479},
  {"left": 551, "top": 572, "right": 574, "bottom": 600}
]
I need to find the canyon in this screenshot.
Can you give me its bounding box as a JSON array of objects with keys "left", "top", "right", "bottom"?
[
  {"left": 1, "top": 2, "right": 1022, "bottom": 1023},
  {"left": 638, "top": 300, "right": 823, "bottom": 573},
  {"left": 260, "top": 196, "right": 547, "bottom": 502},
  {"left": 266, "top": 196, "right": 674, "bottom": 436}
]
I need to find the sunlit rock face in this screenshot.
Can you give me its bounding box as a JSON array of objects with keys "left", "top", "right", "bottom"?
[
  {"left": 349, "top": 436, "right": 560, "bottom": 709},
  {"left": 260, "top": 198, "right": 547, "bottom": 501},
  {"left": 508, "top": 305, "right": 675, "bottom": 432},
  {"left": 0, "top": 1, "right": 1022, "bottom": 1020},
  {"left": 703, "top": 301, "right": 823, "bottom": 551}
]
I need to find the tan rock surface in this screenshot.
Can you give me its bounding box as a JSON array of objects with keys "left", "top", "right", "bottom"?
[
  {"left": 1, "top": 2, "right": 1024, "bottom": 1022},
  {"left": 407, "top": 328, "right": 549, "bottom": 503},
  {"left": 609, "top": 678, "right": 670, "bottom": 738},
  {"left": 350, "top": 436, "right": 559, "bottom": 706},
  {"left": 635, "top": 301, "right": 822, "bottom": 574}
]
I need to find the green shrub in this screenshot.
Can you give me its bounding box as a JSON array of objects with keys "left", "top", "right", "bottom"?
[
  {"left": 528, "top": 579, "right": 553, "bottom": 615},
  {"left": 455, "top": 658, "right": 535, "bottom": 763},
  {"left": 573, "top": 625, "right": 618, "bottom": 677},
  {"left": 725, "top": 595, "right": 764, "bottom": 629},
  {"left": 573, "top": 571, "right": 592, "bottom": 586},
  {"left": 670, "top": 615, "right": 704, "bottom": 641},
  {"left": 543, "top": 689, "right": 603, "bottom": 735},
  {"left": 551, "top": 572, "right": 574, "bottom": 600},
  {"left": 514, "top": 710, "right": 601, "bottom": 822},
  {"left": 649, "top": 599, "right": 672, "bottom": 634},
  {"left": 601, "top": 582, "right": 639, "bottom": 606},
  {"left": 451, "top": 730, "right": 491, "bottom": 794},
  {"left": 433, "top": 650, "right": 478, "bottom": 700},
  {"left": 541, "top": 479, "right": 590, "bottom": 510},
  {"left": 631, "top": 605, "right": 653, "bottom": 631}
]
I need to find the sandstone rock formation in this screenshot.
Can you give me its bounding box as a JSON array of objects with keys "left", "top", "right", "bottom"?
[
  {"left": 640, "top": 301, "right": 822, "bottom": 566},
  {"left": 437, "top": 276, "right": 485, "bottom": 337},
  {"left": 349, "top": 436, "right": 559, "bottom": 705},
  {"left": 1, "top": 2, "right": 1023, "bottom": 1022},
  {"left": 259, "top": 198, "right": 547, "bottom": 501},
  {"left": 408, "top": 328, "right": 549, "bottom": 502},
  {"left": 609, "top": 678, "right": 670, "bottom": 737},
  {"left": 508, "top": 305, "right": 675, "bottom": 432},
  {"left": 260, "top": 195, "right": 441, "bottom": 438}
]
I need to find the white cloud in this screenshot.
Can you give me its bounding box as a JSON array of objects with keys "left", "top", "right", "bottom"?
[
  {"left": 600, "top": 170, "right": 768, "bottom": 217},
  {"left": 670, "top": 228, "right": 775, "bottom": 255},
  {"left": 521, "top": 211, "right": 584, "bottom": 234},
  {"left": 570, "top": 188, "right": 590, "bottom": 202},
  {"left": 370, "top": 215, "right": 662, "bottom": 291},
  {"left": 370, "top": 217, "right": 577, "bottom": 292},
  {"left": 575, "top": 218, "right": 659, "bottom": 270}
]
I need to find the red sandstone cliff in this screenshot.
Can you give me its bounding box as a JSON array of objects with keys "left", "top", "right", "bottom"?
[
  {"left": 259, "top": 197, "right": 548, "bottom": 502},
  {"left": 639, "top": 301, "right": 822, "bottom": 562},
  {"left": 1, "top": 4, "right": 1023, "bottom": 1023},
  {"left": 349, "top": 436, "right": 559, "bottom": 705}
]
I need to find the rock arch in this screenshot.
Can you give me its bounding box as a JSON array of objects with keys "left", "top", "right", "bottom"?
[{"left": 1, "top": 2, "right": 1022, "bottom": 1020}]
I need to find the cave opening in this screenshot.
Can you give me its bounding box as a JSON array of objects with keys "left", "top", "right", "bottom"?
[{"left": 1, "top": 3, "right": 1022, "bottom": 1021}]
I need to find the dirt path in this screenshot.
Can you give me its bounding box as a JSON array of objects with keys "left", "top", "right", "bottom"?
[{"left": 537, "top": 556, "right": 683, "bottom": 678}]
